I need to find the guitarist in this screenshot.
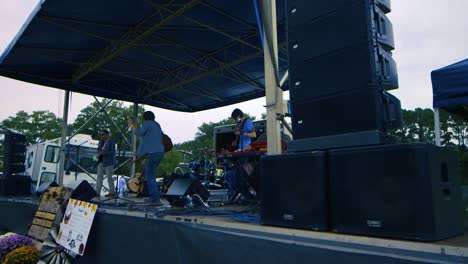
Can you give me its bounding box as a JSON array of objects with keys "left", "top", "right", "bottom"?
[
  {"left": 95, "top": 129, "right": 116, "bottom": 197},
  {"left": 231, "top": 108, "right": 256, "bottom": 152},
  {"left": 128, "top": 111, "right": 164, "bottom": 205}
]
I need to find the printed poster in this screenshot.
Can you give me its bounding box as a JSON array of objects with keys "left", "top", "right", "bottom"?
[{"left": 57, "top": 199, "right": 98, "bottom": 256}]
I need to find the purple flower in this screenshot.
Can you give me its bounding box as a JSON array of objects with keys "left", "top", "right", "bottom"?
[{"left": 0, "top": 234, "right": 33, "bottom": 261}]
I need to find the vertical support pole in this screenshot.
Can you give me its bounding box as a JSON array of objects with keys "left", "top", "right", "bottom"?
[
  {"left": 58, "top": 90, "right": 70, "bottom": 185},
  {"left": 262, "top": 0, "right": 283, "bottom": 155},
  {"left": 131, "top": 103, "right": 138, "bottom": 176},
  {"left": 434, "top": 108, "right": 441, "bottom": 146}
]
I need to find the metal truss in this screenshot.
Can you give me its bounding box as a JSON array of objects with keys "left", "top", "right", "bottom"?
[
  {"left": 141, "top": 33, "right": 264, "bottom": 89},
  {"left": 72, "top": 0, "right": 204, "bottom": 83},
  {"left": 145, "top": 49, "right": 263, "bottom": 98},
  {"left": 39, "top": 15, "right": 112, "bottom": 42}
]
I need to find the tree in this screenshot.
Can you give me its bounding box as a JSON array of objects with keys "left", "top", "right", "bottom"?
[
  {"left": 393, "top": 108, "right": 435, "bottom": 143},
  {"left": 448, "top": 115, "right": 467, "bottom": 147},
  {"left": 0, "top": 110, "right": 62, "bottom": 145},
  {"left": 71, "top": 99, "right": 144, "bottom": 152},
  {"left": 439, "top": 110, "right": 453, "bottom": 146}
]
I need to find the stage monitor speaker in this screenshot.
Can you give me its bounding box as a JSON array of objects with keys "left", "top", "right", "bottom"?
[
  {"left": 291, "top": 89, "right": 401, "bottom": 140},
  {"left": 260, "top": 151, "right": 329, "bottom": 231},
  {"left": 71, "top": 180, "right": 97, "bottom": 202},
  {"left": 165, "top": 178, "right": 210, "bottom": 203},
  {"left": 329, "top": 143, "right": 464, "bottom": 241}
]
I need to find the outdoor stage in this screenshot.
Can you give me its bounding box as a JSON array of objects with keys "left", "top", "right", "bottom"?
[{"left": 1, "top": 197, "right": 467, "bottom": 264}]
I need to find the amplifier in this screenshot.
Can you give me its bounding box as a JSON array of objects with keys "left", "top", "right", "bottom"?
[{"left": 214, "top": 120, "right": 266, "bottom": 153}]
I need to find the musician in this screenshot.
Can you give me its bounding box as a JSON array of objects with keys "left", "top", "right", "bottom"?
[
  {"left": 128, "top": 111, "right": 164, "bottom": 205},
  {"left": 231, "top": 108, "right": 256, "bottom": 151},
  {"left": 95, "top": 129, "right": 116, "bottom": 197}
]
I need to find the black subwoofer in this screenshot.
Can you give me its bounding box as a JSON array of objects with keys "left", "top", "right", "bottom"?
[
  {"left": 329, "top": 143, "right": 464, "bottom": 241},
  {"left": 260, "top": 151, "right": 329, "bottom": 230}
]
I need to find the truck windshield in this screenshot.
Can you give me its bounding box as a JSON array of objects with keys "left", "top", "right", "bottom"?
[{"left": 64, "top": 145, "right": 98, "bottom": 174}]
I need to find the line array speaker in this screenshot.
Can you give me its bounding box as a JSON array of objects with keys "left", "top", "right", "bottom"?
[
  {"left": 286, "top": 0, "right": 401, "bottom": 142},
  {"left": 291, "top": 89, "right": 401, "bottom": 140}
]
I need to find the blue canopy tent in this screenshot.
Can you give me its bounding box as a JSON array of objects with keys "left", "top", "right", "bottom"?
[
  {"left": 0, "top": 0, "right": 288, "bottom": 112},
  {"left": 431, "top": 58, "right": 468, "bottom": 120},
  {"left": 0, "top": 0, "right": 289, "bottom": 184},
  {"left": 431, "top": 58, "right": 468, "bottom": 145}
]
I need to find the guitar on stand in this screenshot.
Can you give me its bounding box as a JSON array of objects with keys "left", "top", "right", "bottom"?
[{"left": 126, "top": 155, "right": 148, "bottom": 195}]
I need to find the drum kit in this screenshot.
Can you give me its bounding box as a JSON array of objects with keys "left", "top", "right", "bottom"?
[
  {"left": 176, "top": 148, "right": 219, "bottom": 186},
  {"left": 173, "top": 148, "right": 259, "bottom": 204}
]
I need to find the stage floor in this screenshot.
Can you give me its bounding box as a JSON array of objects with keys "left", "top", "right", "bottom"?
[{"left": 1, "top": 196, "right": 467, "bottom": 264}]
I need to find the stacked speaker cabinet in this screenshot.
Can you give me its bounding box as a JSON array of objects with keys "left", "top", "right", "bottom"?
[
  {"left": 286, "top": 0, "right": 402, "bottom": 148},
  {"left": 3, "top": 130, "right": 27, "bottom": 176},
  {"left": 260, "top": 152, "right": 329, "bottom": 231},
  {"left": 329, "top": 143, "right": 464, "bottom": 241}
]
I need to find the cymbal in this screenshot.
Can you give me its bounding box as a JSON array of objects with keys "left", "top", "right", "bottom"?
[{"left": 177, "top": 149, "right": 193, "bottom": 155}]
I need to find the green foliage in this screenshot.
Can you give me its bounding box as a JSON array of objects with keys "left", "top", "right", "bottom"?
[
  {"left": 0, "top": 110, "right": 62, "bottom": 145},
  {"left": 71, "top": 99, "right": 144, "bottom": 150},
  {"left": 391, "top": 108, "right": 466, "bottom": 145},
  {"left": 392, "top": 108, "right": 435, "bottom": 143}
]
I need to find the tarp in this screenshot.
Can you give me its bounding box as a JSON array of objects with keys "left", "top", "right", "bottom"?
[
  {"left": 0, "top": 0, "right": 287, "bottom": 112},
  {"left": 431, "top": 58, "right": 468, "bottom": 119}
]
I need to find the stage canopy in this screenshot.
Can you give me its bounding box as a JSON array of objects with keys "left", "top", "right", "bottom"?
[
  {"left": 431, "top": 58, "right": 468, "bottom": 120},
  {"left": 0, "top": 0, "right": 288, "bottom": 112}
]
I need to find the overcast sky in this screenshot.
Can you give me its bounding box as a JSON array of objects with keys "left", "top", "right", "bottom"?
[{"left": 1, "top": 1, "right": 468, "bottom": 144}]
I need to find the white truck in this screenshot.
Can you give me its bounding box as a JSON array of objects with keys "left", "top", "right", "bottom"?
[{"left": 25, "top": 134, "right": 123, "bottom": 193}]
